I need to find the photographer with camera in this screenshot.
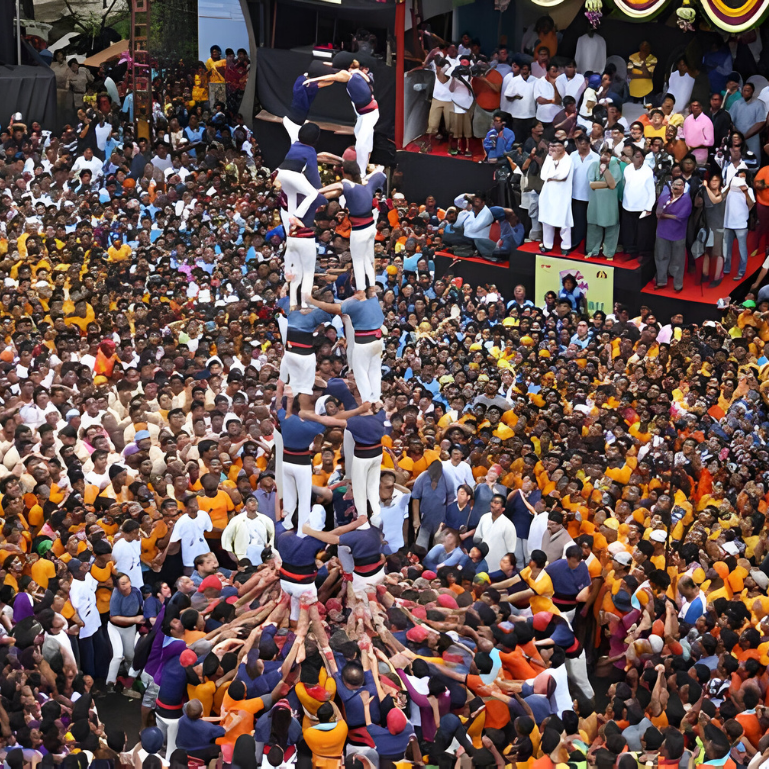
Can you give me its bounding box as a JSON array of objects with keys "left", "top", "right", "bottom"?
[
  {"left": 420, "top": 50, "right": 456, "bottom": 154},
  {"left": 448, "top": 54, "right": 476, "bottom": 156}
]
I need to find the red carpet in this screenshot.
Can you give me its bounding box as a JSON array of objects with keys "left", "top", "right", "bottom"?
[
  {"left": 640, "top": 248, "right": 764, "bottom": 304},
  {"left": 517, "top": 241, "right": 642, "bottom": 271},
  {"left": 403, "top": 137, "right": 486, "bottom": 163}
]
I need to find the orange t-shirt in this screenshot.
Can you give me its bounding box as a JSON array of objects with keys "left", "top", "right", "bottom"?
[
  {"left": 756, "top": 166, "right": 769, "bottom": 207},
  {"left": 198, "top": 490, "right": 235, "bottom": 531}
]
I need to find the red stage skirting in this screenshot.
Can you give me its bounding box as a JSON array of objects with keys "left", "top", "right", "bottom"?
[
  {"left": 403, "top": 137, "right": 486, "bottom": 164},
  {"left": 640, "top": 233, "right": 766, "bottom": 305},
  {"left": 516, "top": 241, "right": 642, "bottom": 272}
]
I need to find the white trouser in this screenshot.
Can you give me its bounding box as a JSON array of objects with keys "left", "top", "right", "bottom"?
[
  {"left": 283, "top": 115, "right": 302, "bottom": 144},
  {"left": 565, "top": 650, "right": 594, "bottom": 698},
  {"left": 351, "top": 452, "right": 382, "bottom": 520},
  {"left": 285, "top": 236, "right": 317, "bottom": 308},
  {"left": 282, "top": 350, "right": 316, "bottom": 395},
  {"left": 283, "top": 460, "right": 313, "bottom": 531},
  {"left": 350, "top": 338, "right": 382, "bottom": 403},
  {"left": 155, "top": 714, "right": 180, "bottom": 757},
  {"left": 343, "top": 428, "right": 355, "bottom": 480},
  {"left": 276, "top": 169, "right": 318, "bottom": 220},
  {"left": 561, "top": 607, "right": 576, "bottom": 626},
  {"left": 349, "top": 223, "right": 376, "bottom": 289},
  {"left": 353, "top": 108, "right": 379, "bottom": 177},
  {"left": 279, "top": 578, "right": 318, "bottom": 621},
  {"left": 351, "top": 565, "right": 386, "bottom": 594},
  {"left": 106, "top": 622, "right": 138, "bottom": 684},
  {"left": 273, "top": 428, "right": 284, "bottom": 501},
  {"left": 542, "top": 223, "right": 572, "bottom": 251}
]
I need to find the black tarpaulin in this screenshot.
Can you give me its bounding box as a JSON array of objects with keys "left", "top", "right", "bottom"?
[
  {"left": 0, "top": 63, "right": 56, "bottom": 128},
  {"left": 255, "top": 47, "right": 395, "bottom": 148}
]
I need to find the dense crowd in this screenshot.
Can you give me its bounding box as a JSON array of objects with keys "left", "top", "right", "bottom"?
[
  {"left": 418, "top": 25, "right": 769, "bottom": 292},
  {"left": 2, "top": 21, "right": 769, "bottom": 769}
]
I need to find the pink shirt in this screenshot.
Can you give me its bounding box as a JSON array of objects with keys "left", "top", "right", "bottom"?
[{"left": 682, "top": 112, "right": 714, "bottom": 164}]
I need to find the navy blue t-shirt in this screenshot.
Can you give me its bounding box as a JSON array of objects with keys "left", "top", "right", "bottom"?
[
  {"left": 281, "top": 141, "right": 321, "bottom": 188},
  {"left": 289, "top": 76, "right": 319, "bottom": 124},
  {"left": 339, "top": 526, "right": 382, "bottom": 562},
  {"left": 346, "top": 411, "right": 387, "bottom": 444},
  {"left": 276, "top": 529, "right": 325, "bottom": 567},
  {"left": 366, "top": 722, "right": 415, "bottom": 757},
  {"left": 278, "top": 409, "right": 326, "bottom": 452},
  {"left": 287, "top": 307, "right": 332, "bottom": 333},
  {"left": 342, "top": 172, "right": 386, "bottom": 217},
  {"left": 325, "top": 378, "right": 358, "bottom": 410},
  {"left": 341, "top": 296, "right": 384, "bottom": 331}
]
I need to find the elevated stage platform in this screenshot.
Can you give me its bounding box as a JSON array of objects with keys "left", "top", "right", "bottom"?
[{"left": 434, "top": 237, "right": 763, "bottom": 324}]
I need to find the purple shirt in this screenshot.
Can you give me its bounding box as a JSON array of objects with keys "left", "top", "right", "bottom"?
[{"left": 656, "top": 186, "right": 692, "bottom": 242}]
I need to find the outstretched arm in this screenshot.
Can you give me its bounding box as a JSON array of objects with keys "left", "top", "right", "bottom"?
[
  {"left": 304, "top": 71, "right": 351, "bottom": 85},
  {"left": 305, "top": 294, "right": 342, "bottom": 315},
  {"left": 301, "top": 514, "right": 368, "bottom": 544}
]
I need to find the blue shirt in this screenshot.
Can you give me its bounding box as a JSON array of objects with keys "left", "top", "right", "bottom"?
[
  {"left": 366, "top": 722, "right": 415, "bottom": 757},
  {"left": 109, "top": 587, "right": 143, "bottom": 618},
  {"left": 338, "top": 525, "right": 383, "bottom": 563},
  {"left": 276, "top": 529, "right": 324, "bottom": 567},
  {"left": 341, "top": 296, "right": 384, "bottom": 331},
  {"left": 255, "top": 709, "right": 303, "bottom": 744},
  {"left": 176, "top": 715, "right": 225, "bottom": 750},
  {"left": 412, "top": 472, "right": 454, "bottom": 527},
  {"left": 545, "top": 559, "right": 591, "bottom": 597},
  {"left": 281, "top": 142, "right": 321, "bottom": 188},
  {"left": 346, "top": 410, "right": 387, "bottom": 444},
  {"left": 483, "top": 126, "right": 515, "bottom": 159},
  {"left": 143, "top": 595, "right": 162, "bottom": 620},
  {"left": 342, "top": 172, "right": 386, "bottom": 217},
  {"left": 289, "top": 76, "right": 319, "bottom": 124},
  {"left": 237, "top": 661, "right": 282, "bottom": 698},
  {"left": 444, "top": 502, "right": 481, "bottom": 532},
  {"left": 287, "top": 306, "right": 332, "bottom": 333},
  {"left": 682, "top": 595, "right": 706, "bottom": 624},
  {"left": 325, "top": 378, "right": 358, "bottom": 410},
  {"left": 505, "top": 490, "right": 539, "bottom": 539},
  {"left": 334, "top": 669, "right": 379, "bottom": 727},
  {"left": 278, "top": 410, "right": 326, "bottom": 451},
  {"left": 423, "top": 544, "right": 465, "bottom": 572}
]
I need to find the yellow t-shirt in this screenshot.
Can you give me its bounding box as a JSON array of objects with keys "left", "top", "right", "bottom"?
[{"left": 627, "top": 53, "right": 657, "bottom": 99}]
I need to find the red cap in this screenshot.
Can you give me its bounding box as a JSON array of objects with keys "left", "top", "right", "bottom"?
[
  {"left": 532, "top": 612, "right": 554, "bottom": 631},
  {"left": 387, "top": 708, "right": 408, "bottom": 735},
  {"left": 406, "top": 626, "right": 429, "bottom": 643},
  {"left": 180, "top": 649, "right": 198, "bottom": 667},
  {"left": 437, "top": 593, "right": 458, "bottom": 609},
  {"left": 422, "top": 570, "right": 437, "bottom": 580},
  {"left": 198, "top": 575, "right": 222, "bottom": 593},
  {"left": 342, "top": 146, "right": 357, "bottom": 162},
  {"left": 411, "top": 605, "right": 427, "bottom": 620},
  {"left": 325, "top": 598, "right": 343, "bottom": 613}
]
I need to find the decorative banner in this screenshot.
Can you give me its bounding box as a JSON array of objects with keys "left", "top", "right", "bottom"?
[
  {"left": 534, "top": 256, "right": 614, "bottom": 315},
  {"left": 611, "top": 0, "right": 669, "bottom": 18},
  {"left": 531, "top": 0, "right": 769, "bottom": 27},
  {"left": 699, "top": 0, "right": 769, "bottom": 32}
]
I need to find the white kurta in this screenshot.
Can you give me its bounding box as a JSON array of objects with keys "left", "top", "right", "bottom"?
[{"left": 539, "top": 154, "right": 574, "bottom": 228}]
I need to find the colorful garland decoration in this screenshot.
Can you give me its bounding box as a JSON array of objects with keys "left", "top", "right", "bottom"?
[{"left": 585, "top": 0, "right": 604, "bottom": 27}]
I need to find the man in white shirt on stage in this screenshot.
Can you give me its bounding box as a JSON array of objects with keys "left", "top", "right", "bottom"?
[
  {"left": 539, "top": 139, "right": 574, "bottom": 255},
  {"left": 503, "top": 62, "right": 537, "bottom": 141},
  {"left": 444, "top": 192, "right": 496, "bottom": 257}
]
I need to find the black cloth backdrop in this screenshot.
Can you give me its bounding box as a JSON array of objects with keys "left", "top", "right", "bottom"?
[
  {"left": 0, "top": 0, "right": 14, "bottom": 66},
  {"left": 255, "top": 48, "right": 395, "bottom": 164},
  {"left": 0, "top": 63, "right": 56, "bottom": 128}
]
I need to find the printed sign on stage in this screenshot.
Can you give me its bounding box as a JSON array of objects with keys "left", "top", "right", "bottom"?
[{"left": 534, "top": 256, "right": 614, "bottom": 314}]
